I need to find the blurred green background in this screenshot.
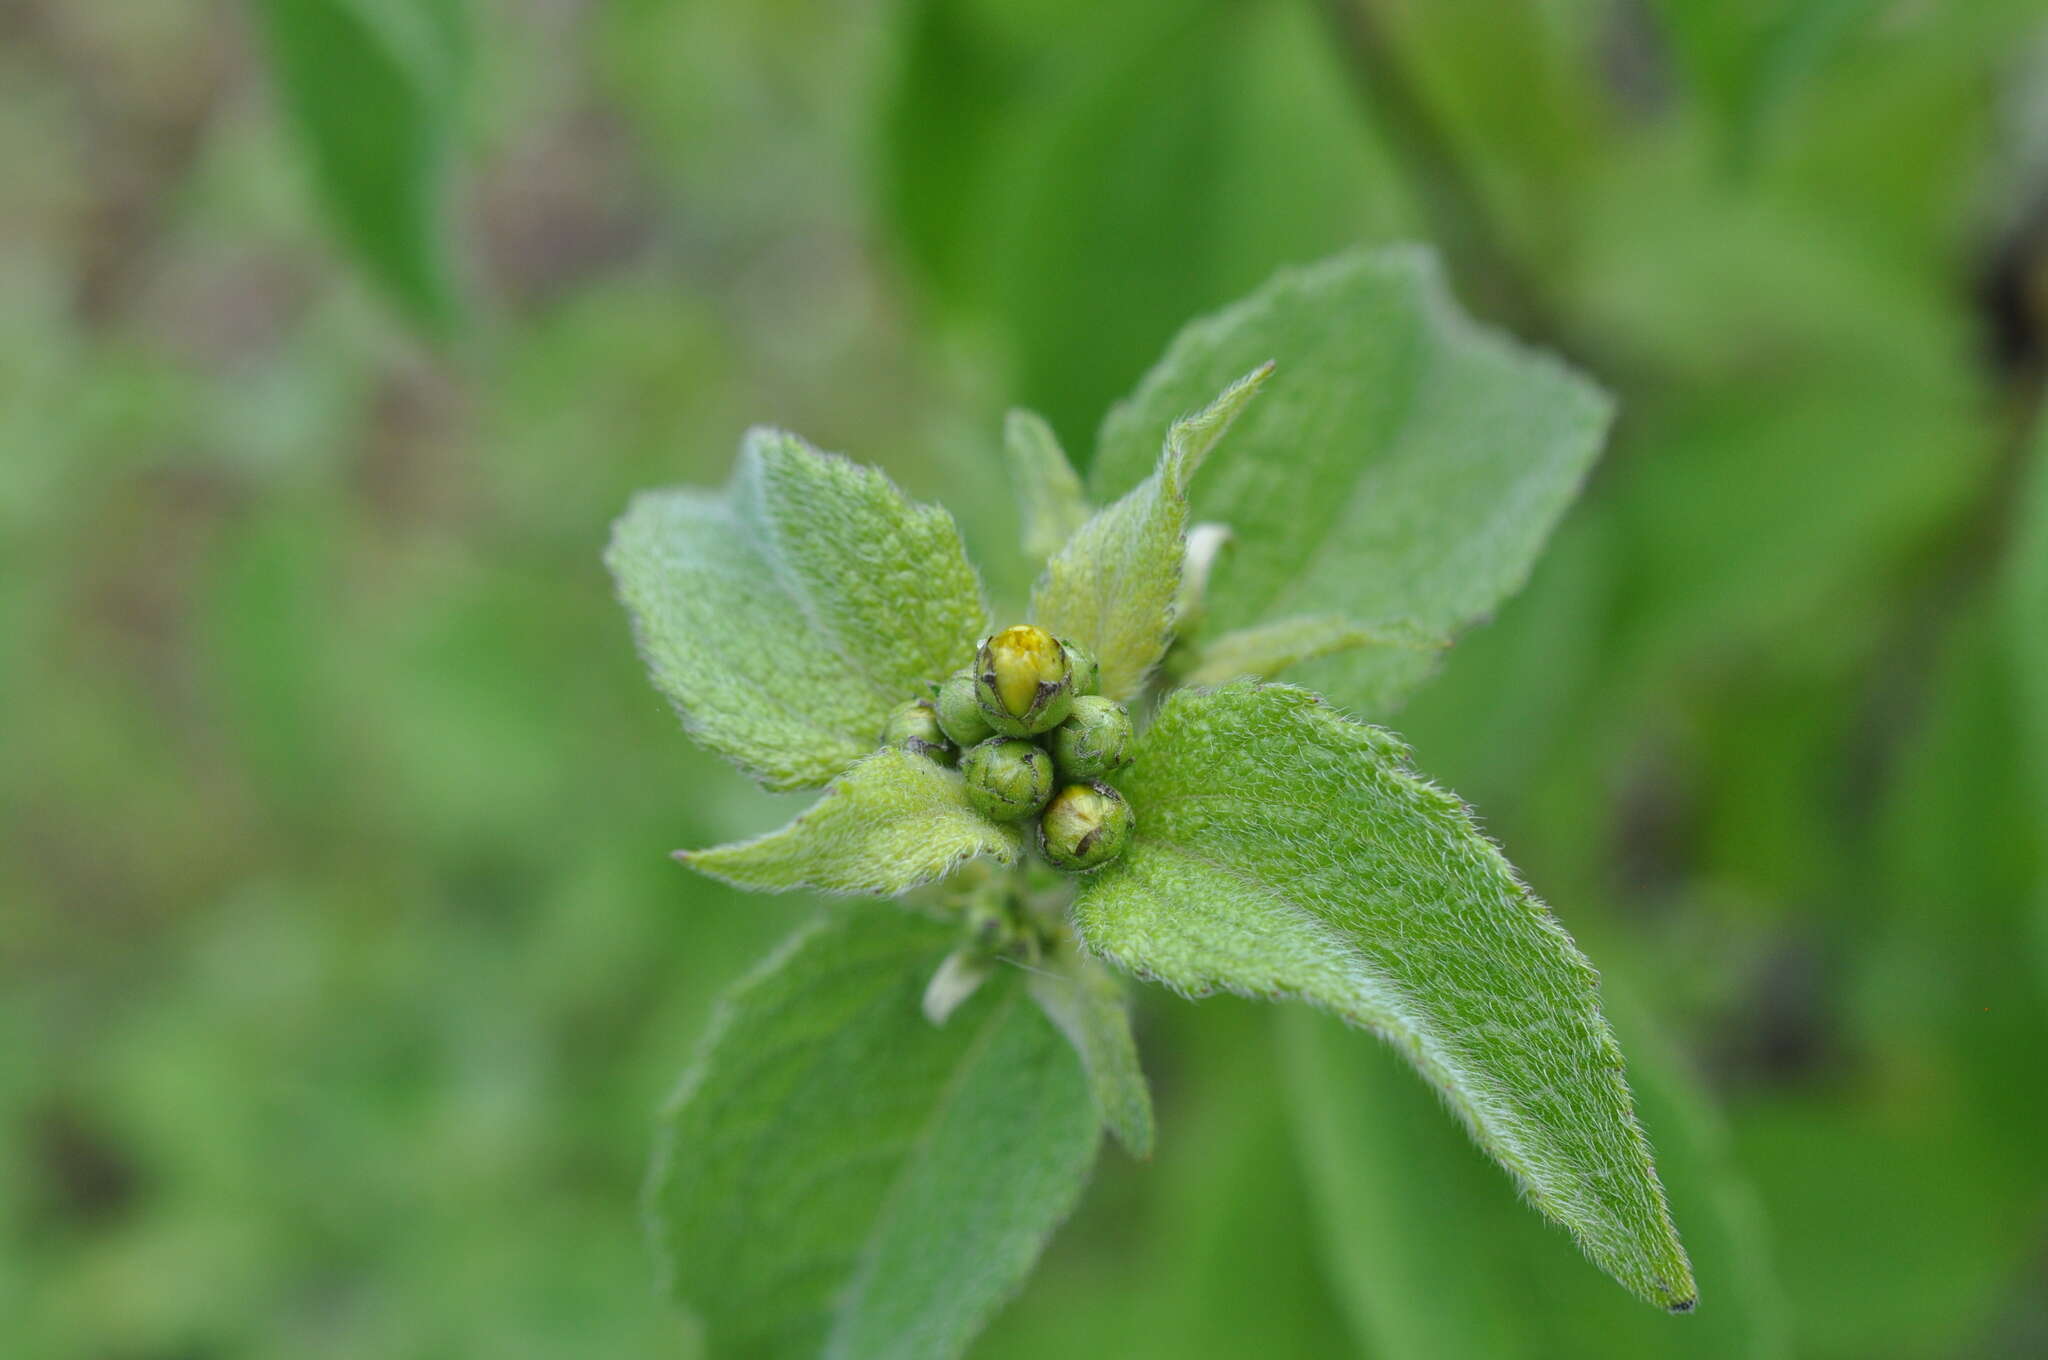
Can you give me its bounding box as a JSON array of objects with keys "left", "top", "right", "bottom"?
[{"left": 7, "top": 0, "right": 2048, "bottom": 1355}]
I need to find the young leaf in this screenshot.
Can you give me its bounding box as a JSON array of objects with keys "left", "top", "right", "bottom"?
[
  {"left": 649, "top": 908, "right": 1099, "bottom": 1359},
  {"left": 1071, "top": 682, "right": 1694, "bottom": 1309},
  {"left": 1031, "top": 364, "right": 1270, "bottom": 699},
  {"left": 680, "top": 747, "right": 1022, "bottom": 896},
  {"left": 1026, "top": 943, "right": 1155, "bottom": 1158},
  {"left": 1092, "top": 248, "right": 1611, "bottom": 715},
  {"left": 256, "top": 0, "right": 465, "bottom": 335},
  {"left": 1005, "top": 409, "right": 1092, "bottom": 565},
  {"left": 607, "top": 428, "right": 988, "bottom": 791}
]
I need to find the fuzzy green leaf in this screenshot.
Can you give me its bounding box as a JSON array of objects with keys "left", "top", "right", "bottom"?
[
  {"left": 1093, "top": 248, "right": 1611, "bottom": 715},
  {"left": 1032, "top": 365, "right": 1270, "bottom": 699},
  {"left": 1006, "top": 409, "right": 1092, "bottom": 566},
  {"left": 649, "top": 908, "right": 1100, "bottom": 1359},
  {"left": 256, "top": 0, "right": 465, "bottom": 336},
  {"left": 1072, "top": 683, "right": 1694, "bottom": 1309},
  {"left": 680, "top": 747, "right": 1022, "bottom": 896},
  {"left": 607, "top": 428, "right": 988, "bottom": 791},
  {"left": 1027, "top": 943, "right": 1155, "bottom": 1158},
  {"left": 1280, "top": 997, "right": 1787, "bottom": 1356}
]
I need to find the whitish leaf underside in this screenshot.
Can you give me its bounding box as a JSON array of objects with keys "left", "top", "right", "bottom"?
[{"left": 1026, "top": 948, "right": 1155, "bottom": 1158}]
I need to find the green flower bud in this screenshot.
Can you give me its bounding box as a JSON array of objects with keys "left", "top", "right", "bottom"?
[
  {"left": 975, "top": 624, "right": 1076, "bottom": 736},
  {"left": 1039, "top": 780, "right": 1135, "bottom": 872},
  {"left": 1061, "top": 639, "right": 1100, "bottom": 695},
  {"left": 1047, "top": 695, "right": 1133, "bottom": 781},
  {"left": 879, "top": 697, "right": 955, "bottom": 765},
  {"left": 933, "top": 669, "right": 996, "bottom": 747},
  {"left": 961, "top": 738, "right": 1056, "bottom": 821}
]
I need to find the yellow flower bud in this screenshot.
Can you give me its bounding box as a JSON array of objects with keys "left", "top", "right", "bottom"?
[{"left": 974, "top": 625, "right": 1076, "bottom": 736}]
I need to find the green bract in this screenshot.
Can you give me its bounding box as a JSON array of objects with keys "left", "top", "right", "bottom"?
[
  {"left": 1039, "top": 780, "right": 1135, "bottom": 872},
  {"left": 961, "top": 738, "right": 1056, "bottom": 821},
  {"left": 1061, "top": 639, "right": 1101, "bottom": 696},
  {"left": 881, "top": 697, "right": 955, "bottom": 765},
  {"left": 933, "top": 669, "right": 996, "bottom": 747},
  {"left": 609, "top": 246, "right": 1682, "bottom": 1354}
]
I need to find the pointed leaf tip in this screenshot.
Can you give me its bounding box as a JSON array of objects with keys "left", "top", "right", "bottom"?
[
  {"left": 1164, "top": 361, "right": 1274, "bottom": 490},
  {"left": 1031, "top": 366, "right": 1272, "bottom": 699},
  {"left": 1073, "top": 683, "right": 1693, "bottom": 1307}
]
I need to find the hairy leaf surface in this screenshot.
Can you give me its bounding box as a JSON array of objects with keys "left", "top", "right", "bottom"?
[
  {"left": 1071, "top": 683, "right": 1693, "bottom": 1308},
  {"left": 607, "top": 428, "right": 987, "bottom": 790},
  {"left": 650, "top": 908, "right": 1099, "bottom": 1360},
  {"left": 1032, "top": 366, "right": 1268, "bottom": 699},
  {"left": 681, "top": 748, "right": 1022, "bottom": 895},
  {"left": 1281, "top": 997, "right": 1785, "bottom": 1355},
  {"left": 1092, "top": 249, "right": 1610, "bottom": 715}
]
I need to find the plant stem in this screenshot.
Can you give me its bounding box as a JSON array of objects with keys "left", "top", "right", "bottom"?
[{"left": 1309, "top": 0, "right": 1552, "bottom": 339}]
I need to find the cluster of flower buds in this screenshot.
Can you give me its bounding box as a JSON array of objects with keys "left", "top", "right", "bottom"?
[{"left": 879, "top": 624, "right": 1136, "bottom": 872}]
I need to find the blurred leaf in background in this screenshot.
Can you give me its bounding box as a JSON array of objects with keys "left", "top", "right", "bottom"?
[
  {"left": 256, "top": 0, "right": 468, "bottom": 335},
  {"left": 880, "top": 0, "right": 1412, "bottom": 449}
]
